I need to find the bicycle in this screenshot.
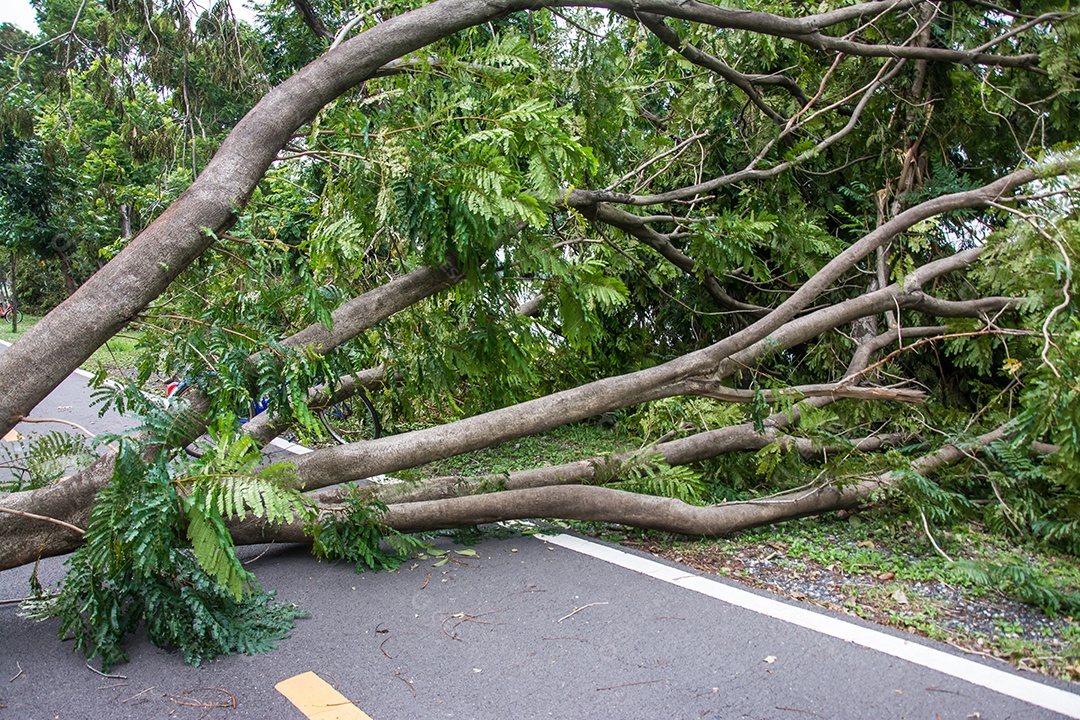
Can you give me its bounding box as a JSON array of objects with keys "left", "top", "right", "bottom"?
[
  {"left": 0, "top": 300, "right": 23, "bottom": 323},
  {"left": 165, "top": 377, "right": 381, "bottom": 453}
]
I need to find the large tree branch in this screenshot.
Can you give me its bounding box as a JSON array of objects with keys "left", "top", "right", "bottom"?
[
  {"left": 290, "top": 239, "right": 1011, "bottom": 492},
  {"left": 375, "top": 425, "right": 1013, "bottom": 535},
  {"left": 589, "top": 0, "right": 1042, "bottom": 69},
  {"left": 291, "top": 0, "right": 334, "bottom": 42}
]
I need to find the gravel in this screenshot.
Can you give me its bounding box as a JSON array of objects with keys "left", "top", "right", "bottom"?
[{"left": 625, "top": 535, "right": 1079, "bottom": 681}]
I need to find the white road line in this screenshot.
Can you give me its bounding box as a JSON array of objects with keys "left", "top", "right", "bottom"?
[
  {"left": 538, "top": 531, "right": 1080, "bottom": 719},
  {"left": 269, "top": 436, "right": 313, "bottom": 455}
]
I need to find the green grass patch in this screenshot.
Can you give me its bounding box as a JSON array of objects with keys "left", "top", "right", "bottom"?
[
  {"left": 397, "top": 422, "right": 637, "bottom": 480},
  {"left": 0, "top": 313, "right": 40, "bottom": 344}
]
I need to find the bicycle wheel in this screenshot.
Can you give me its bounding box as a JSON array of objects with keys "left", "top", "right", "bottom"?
[{"left": 318, "top": 389, "right": 382, "bottom": 445}]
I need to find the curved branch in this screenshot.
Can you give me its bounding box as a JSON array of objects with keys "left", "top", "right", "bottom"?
[
  {"left": 590, "top": 203, "right": 769, "bottom": 314},
  {"left": 590, "top": 0, "right": 1042, "bottom": 69},
  {"left": 377, "top": 424, "right": 1015, "bottom": 535},
  {"left": 637, "top": 13, "right": 788, "bottom": 124}
]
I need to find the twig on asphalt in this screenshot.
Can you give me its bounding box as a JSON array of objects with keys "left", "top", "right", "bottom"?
[
  {"left": 16, "top": 416, "right": 96, "bottom": 439},
  {"left": 122, "top": 687, "right": 155, "bottom": 703},
  {"left": 441, "top": 610, "right": 502, "bottom": 640},
  {"left": 240, "top": 542, "right": 275, "bottom": 565},
  {"left": 169, "top": 687, "right": 236, "bottom": 708},
  {"left": 86, "top": 663, "right": 126, "bottom": 680},
  {"left": 0, "top": 591, "right": 60, "bottom": 605},
  {"left": 596, "top": 679, "right": 662, "bottom": 691},
  {"left": 9, "top": 662, "right": 22, "bottom": 682},
  {"left": 557, "top": 601, "right": 608, "bottom": 623},
  {"left": 393, "top": 669, "right": 416, "bottom": 697}
]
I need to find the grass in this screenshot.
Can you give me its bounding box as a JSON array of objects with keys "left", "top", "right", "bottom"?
[
  {"left": 0, "top": 314, "right": 145, "bottom": 373},
  {"left": 394, "top": 422, "right": 639, "bottom": 481}
]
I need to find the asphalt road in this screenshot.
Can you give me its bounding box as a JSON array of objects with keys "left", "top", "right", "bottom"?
[
  {"left": 0, "top": 341, "right": 140, "bottom": 487},
  {"left": 1, "top": 339, "right": 1078, "bottom": 719}
]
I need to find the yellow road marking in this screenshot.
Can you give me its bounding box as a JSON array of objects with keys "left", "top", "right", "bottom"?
[{"left": 275, "top": 671, "right": 373, "bottom": 720}]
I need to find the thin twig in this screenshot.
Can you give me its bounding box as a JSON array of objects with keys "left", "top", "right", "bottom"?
[
  {"left": 241, "top": 542, "right": 275, "bottom": 565},
  {"left": 9, "top": 662, "right": 22, "bottom": 682},
  {"left": 919, "top": 509, "right": 954, "bottom": 563},
  {"left": 122, "top": 687, "right": 155, "bottom": 703},
  {"left": 393, "top": 670, "right": 416, "bottom": 697},
  {"left": 0, "top": 507, "right": 85, "bottom": 535},
  {"left": 988, "top": 201, "right": 1074, "bottom": 378},
  {"left": 557, "top": 601, "right": 608, "bottom": 623},
  {"left": 596, "top": 679, "right": 662, "bottom": 691},
  {"left": 0, "top": 591, "right": 59, "bottom": 605},
  {"left": 86, "top": 663, "right": 127, "bottom": 680},
  {"left": 15, "top": 416, "right": 96, "bottom": 439},
  {"left": 169, "top": 687, "right": 236, "bottom": 708}
]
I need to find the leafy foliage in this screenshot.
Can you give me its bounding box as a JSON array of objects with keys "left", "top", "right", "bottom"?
[
  {"left": 33, "top": 410, "right": 310, "bottom": 669},
  {"left": 0, "top": 429, "right": 96, "bottom": 491},
  {"left": 5, "top": 0, "right": 1080, "bottom": 656},
  {"left": 310, "top": 486, "right": 426, "bottom": 572},
  {"left": 591, "top": 448, "right": 707, "bottom": 504}
]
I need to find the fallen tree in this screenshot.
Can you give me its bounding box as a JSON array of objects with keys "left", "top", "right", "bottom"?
[{"left": 0, "top": 0, "right": 1078, "bottom": 667}]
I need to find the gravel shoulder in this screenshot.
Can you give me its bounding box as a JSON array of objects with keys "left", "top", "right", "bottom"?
[{"left": 617, "top": 513, "right": 1080, "bottom": 685}]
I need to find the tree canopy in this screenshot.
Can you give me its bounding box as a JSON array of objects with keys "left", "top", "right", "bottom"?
[{"left": 1, "top": 0, "right": 1079, "bottom": 667}]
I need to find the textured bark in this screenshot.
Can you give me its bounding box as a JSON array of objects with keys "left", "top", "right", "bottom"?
[
  {"left": 369, "top": 430, "right": 908, "bottom": 506},
  {"left": 280, "top": 263, "right": 461, "bottom": 353},
  {"left": 377, "top": 427, "right": 1011, "bottom": 534}
]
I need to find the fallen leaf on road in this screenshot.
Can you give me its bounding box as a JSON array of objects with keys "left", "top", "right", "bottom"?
[
  {"left": 892, "top": 589, "right": 909, "bottom": 605},
  {"left": 763, "top": 656, "right": 776, "bottom": 664},
  {"left": 857, "top": 540, "right": 875, "bottom": 548},
  {"left": 878, "top": 572, "right": 895, "bottom": 581}
]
